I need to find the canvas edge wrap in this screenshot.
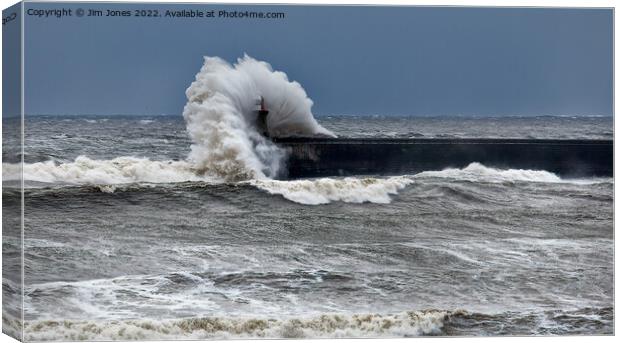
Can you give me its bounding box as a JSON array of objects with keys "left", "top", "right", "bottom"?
[{"left": 2, "top": 1, "right": 24, "bottom": 341}]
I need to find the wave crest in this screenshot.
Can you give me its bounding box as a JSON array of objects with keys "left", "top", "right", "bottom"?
[
  {"left": 6, "top": 159, "right": 605, "bottom": 205},
  {"left": 251, "top": 176, "right": 413, "bottom": 205},
  {"left": 24, "top": 310, "right": 456, "bottom": 341},
  {"left": 7, "top": 156, "right": 208, "bottom": 185},
  {"left": 415, "top": 162, "right": 562, "bottom": 183}
]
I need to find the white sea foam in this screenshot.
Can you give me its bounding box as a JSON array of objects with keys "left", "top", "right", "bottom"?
[
  {"left": 250, "top": 176, "right": 414, "bottom": 205},
  {"left": 7, "top": 156, "right": 415, "bottom": 204},
  {"left": 23, "top": 310, "right": 456, "bottom": 341},
  {"left": 414, "top": 162, "right": 563, "bottom": 183},
  {"left": 183, "top": 55, "right": 334, "bottom": 181},
  {"left": 4, "top": 156, "right": 210, "bottom": 185},
  {"left": 6, "top": 158, "right": 604, "bottom": 204}
]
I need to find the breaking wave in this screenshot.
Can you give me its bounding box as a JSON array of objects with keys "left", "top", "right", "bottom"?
[
  {"left": 413, "top": 163, "right": 612, "bottom": 185},
  {"left": 23, "top": 310, "right": 457, "bottom": 341},
  {"left": 5, "top": 156, "right": 210, "bottom": 185},
  {"left": 250, "top": 177, "right": 413, "bottom": 205},
  {"left": 20, "top": 306, "right": 613, "bottom": 340},
  {"left": 183, "top": 55, "right": 334, "bottom": 181},
  {"left": 415, "top": 162, "right": 562, "bottom": 183},
  {"left": 4, "top": 159, "right": 609, "bottom": 205}
]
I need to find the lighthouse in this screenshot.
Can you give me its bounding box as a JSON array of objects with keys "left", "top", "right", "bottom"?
[{"left": 255, "top": 96, "right": 269, "bottom": 137}]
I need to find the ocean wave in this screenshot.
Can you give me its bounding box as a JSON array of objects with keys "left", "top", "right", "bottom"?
[
  {"left": 7, "top": 158, "right": 416, "bottom": 205},
  {"left": 183, "top": 55, "right": 334, "bottom": 181},
  {"left": 21, "top": 306, "right": 613, "bottom": 340},
  {"left": 412, "top": 162, "right": 612, "bottom": 185},
  {"left": 4, "top": 159, "right": 609, "bottom": 204},
  {"left": 414, "top": 162, "right": 562, "bottom": 183},
  {"left": 3, "top": 156, "right": 212, "bottom": 185},
  {"left": 23, "top": 310, "right": 457, "bottom": 341},
  {"left": 249, "top": 176, "right": 413, "bottom": 205}
]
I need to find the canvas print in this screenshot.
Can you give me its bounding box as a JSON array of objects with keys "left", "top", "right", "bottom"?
[{"left": 1, "top": 1, "right": 614, "bottom": 341}]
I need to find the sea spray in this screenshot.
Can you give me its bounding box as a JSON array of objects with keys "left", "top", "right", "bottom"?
[{"left": 183, "top": 55, "right": 335, "bottom": 181}]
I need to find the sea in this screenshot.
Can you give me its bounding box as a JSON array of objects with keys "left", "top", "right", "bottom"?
[{"left": 1, "top": 114, "right": 613, "bottom": 340}]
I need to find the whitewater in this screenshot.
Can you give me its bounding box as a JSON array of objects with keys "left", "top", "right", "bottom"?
[{"left": 5, "top": 158, "right": 607, "bottom": 205}]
